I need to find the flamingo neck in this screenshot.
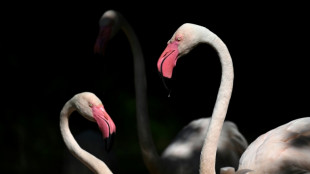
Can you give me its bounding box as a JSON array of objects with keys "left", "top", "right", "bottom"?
[
  {"left": 199, "top": 29, "right": 234, "bottom": 174},
  {"left": 119, "top": 14, "right": 162, "bottom": 174},
  {"left": 60, "top": 101, "right": 113, "bottom": 174}
]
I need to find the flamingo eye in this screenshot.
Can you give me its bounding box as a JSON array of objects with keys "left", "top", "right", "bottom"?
[
  {"left": 89, "top": 103, "right": 93, "bottom": 107},
  {"left": 176, "top": 36, "right": 182, "bottom": 41}
]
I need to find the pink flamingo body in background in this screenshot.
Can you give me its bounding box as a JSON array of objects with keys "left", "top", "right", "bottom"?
[
  {"left": 236, "top": 117, "right": 310, "bottom": 173},
  {"left": 60, "top": 92, "right": 116, "bottom": 174}
]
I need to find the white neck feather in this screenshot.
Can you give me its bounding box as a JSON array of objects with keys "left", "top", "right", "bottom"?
[{"left": 199, "top": 27, "right": 234, "bottom": 174}]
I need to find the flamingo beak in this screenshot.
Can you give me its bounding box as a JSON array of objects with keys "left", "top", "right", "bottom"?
[
  {"left": 94, "top": 25, "right": 112, "bottom": 55},
  {"left": 157, "top": 41, "right": 179, "bottom": 78},
  {"left": 92, "top": 105, "right": 116, "bottom": 152},
  {"left": 105, "top": 132, "right": 115, "bottom": 152}
]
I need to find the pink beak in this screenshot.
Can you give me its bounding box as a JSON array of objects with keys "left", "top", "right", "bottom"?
[
  {"left": 92, "top": 104, "right": 116, "bottom": 151},
  {"left": 94, "top": 25, "right": 112, "bottom": 55},
  {"left": 157, "top": 41, "right": 179, "bottom": 78},
  {"left": 92, "top": 104, "right": 116, "bottom": 139}
]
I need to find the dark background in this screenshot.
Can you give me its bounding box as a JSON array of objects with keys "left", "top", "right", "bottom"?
[{"left": 2, "top": 1, "right": 310, "bottom": 174}]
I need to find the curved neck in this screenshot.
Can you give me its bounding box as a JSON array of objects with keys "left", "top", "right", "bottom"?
[
  {"left": 60, "top": 101, "right": 113, "bottom": 174},
  {"left": 199, "top": 29, "right": 234, "bottom": 174},
  {"left": 119, "top": 14, "right": 162, "bottom": 174}
]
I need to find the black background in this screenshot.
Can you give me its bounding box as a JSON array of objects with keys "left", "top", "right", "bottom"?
[{"left": 2, "top": 1, "right": 310, "bottom": 174}]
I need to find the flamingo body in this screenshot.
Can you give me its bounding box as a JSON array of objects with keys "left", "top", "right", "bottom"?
[
  {"left": 237, "top": 117, "right": 310, "bottom": 173},
  {"left": 162, "top": 118, "right": 247, "bottom": 174}
]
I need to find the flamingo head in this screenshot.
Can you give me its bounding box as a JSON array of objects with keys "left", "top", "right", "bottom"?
[
  {"left": 94, "top": 10, "right": 121, "bottom": 55},
  {"left": 74, "top": 92, "right": 116, "bottom": 151},
  {"left": 157, "top": 23, "right": 199, "bottom": 78}
]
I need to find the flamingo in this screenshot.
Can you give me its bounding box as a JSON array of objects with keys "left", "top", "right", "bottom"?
[
  {"left": 156, "top": 23, "right": 248, "bottom": 174},
  {"left": 235, "top": 117, "right": 310, "bottom": 173},
  {"left": 60, "top": 92, "right": 116, "bottom": 174},
  {"left": 158, "top": 23, "right": 310, "bottom": 174},
  {"left": 218, "top": 118, "right": 310, "bottom": 174},
  {"left": 94, "top": 10, "right": 159, "bottom": 173}
]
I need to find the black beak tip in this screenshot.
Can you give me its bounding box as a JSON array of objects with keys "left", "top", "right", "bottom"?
[{"left": 104, "top": 133, "right": 115, "bottom": 152}]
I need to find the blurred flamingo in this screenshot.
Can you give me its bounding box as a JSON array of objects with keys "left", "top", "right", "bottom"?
[{"left": 95, "top": 10, "right": 248, "bottom": 174}]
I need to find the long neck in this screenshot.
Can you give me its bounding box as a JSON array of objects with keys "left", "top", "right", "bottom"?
[
  {"left": 199, "top": 29, "right": 234, "bottom": 174},
  {"left": 60, "top": 101, "right": 113, "bottom": 174},
  {"left": 120, "top": 15, "right": 162, "bottom": 174}
]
